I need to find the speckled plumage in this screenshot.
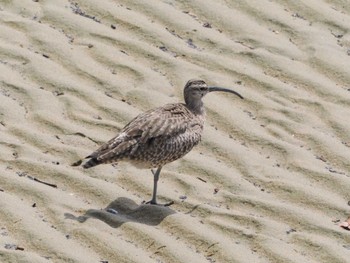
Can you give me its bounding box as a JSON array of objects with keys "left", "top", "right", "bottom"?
[
  {"left": 83, "top": 103, "right": 204, "bottom": 169},
  {"left": 76, "top": 79, "right": 243, "bottom": 205}
]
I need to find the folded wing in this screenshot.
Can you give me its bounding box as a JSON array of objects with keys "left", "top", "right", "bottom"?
[{"left": 84, "top": 103, "right": 192, "bottom": 166}]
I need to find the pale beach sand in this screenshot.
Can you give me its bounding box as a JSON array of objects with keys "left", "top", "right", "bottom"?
[{"left": 1, "top": 0, "right": 350, "bottom": 262}]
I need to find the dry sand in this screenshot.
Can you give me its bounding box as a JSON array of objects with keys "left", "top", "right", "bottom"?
[{"left": 1, "top": 0, "right": 350, "bottom": 262}]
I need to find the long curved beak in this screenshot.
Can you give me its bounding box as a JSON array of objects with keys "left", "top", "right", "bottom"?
[{"left": 208, "top": 86, "right": 244, "bottom": 99}]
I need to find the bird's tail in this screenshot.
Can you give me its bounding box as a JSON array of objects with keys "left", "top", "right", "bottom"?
[
  {"left": 82, "top": 157, "right": 100, "bottom": 169},
  {"left": 71, "top": 157, "right": 101, "bottom": 169}
]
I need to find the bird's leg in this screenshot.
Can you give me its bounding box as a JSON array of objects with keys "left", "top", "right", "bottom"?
[
  {"left": 145, "top": 166, "right": 174, "bottom": 206},
  {"left": 149, "top": 166, "right": 161, "bottom": 204}
]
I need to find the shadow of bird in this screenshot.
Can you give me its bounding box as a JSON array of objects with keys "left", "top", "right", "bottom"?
[
  {"left": 64, "top": 197, "right": 175, "bottom": 228},
  {"left": 72, "top": 79, "right": 243, "bottom": 205}
]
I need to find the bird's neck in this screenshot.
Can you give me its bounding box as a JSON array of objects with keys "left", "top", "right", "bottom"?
[{"left": 186, "top": 99, "right": 205, "bottom": 115}]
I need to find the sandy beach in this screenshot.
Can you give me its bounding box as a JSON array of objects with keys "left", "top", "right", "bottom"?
[{"left": 1, "top": 0, "right": 350, "bottom": 262}]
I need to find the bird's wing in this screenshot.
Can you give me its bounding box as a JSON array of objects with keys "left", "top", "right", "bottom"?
[
  {"left": 124, "top": 103, "right": 191, "bottom": 143},
  {"left": 86, "top": 103, "right": 192, "bottom": 161}
]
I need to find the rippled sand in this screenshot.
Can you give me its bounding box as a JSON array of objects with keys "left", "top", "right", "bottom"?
[{"left": 1, "top": 1, "right": 350, "bottom": 262}]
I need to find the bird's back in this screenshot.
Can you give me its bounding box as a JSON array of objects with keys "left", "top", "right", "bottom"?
[{"left": 83, "top": 103, "right": 204, "bottom": 169}]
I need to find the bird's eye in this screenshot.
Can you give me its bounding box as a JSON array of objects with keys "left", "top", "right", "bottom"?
[{"left": 199, "top": 87, "right": 207, "bottom": 91}]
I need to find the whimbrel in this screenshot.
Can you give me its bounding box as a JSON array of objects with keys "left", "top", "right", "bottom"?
[{"left": 74, "top": 79, "right": 243, "bottom": 205}]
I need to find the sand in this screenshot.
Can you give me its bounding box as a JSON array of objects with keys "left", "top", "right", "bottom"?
[{"left": 1, "top": 0, "right": 350, "bottom": 262}]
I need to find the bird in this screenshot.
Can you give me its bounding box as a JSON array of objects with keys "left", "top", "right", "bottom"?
[{"left": 73, "top": 79, "right": 243, "bottom": 205}]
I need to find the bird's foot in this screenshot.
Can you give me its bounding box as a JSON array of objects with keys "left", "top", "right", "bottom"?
[{"left": 143, "top": 200, "right": 174, "bottom": 207}]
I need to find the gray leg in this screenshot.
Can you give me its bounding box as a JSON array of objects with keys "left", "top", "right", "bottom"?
[
  {"left": 145, "top": 166, "right": 174, "bottom": 206},
  {"left": 149, "top": 166, "right": 162, "bottom": 204}
]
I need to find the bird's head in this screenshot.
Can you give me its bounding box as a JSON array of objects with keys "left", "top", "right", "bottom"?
[
  {"left": 184, "top": 79, "right": 243, "bottom": 106},
  {"left": 184, "top": 79, "right": 210, "bottom": 103}
]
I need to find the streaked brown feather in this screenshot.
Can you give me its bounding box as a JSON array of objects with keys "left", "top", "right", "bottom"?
[{"left": 85, "top": 103, "right": 203, "bottom": 168}]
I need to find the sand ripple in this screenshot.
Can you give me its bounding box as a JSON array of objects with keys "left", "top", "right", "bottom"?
[{"left": 1, "top": 1, "right": 350, "bottom": 262}]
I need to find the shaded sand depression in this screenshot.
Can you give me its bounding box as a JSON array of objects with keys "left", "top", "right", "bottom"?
[{"left": 1, "top": 0, "right": 350, "bottom": 262}]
